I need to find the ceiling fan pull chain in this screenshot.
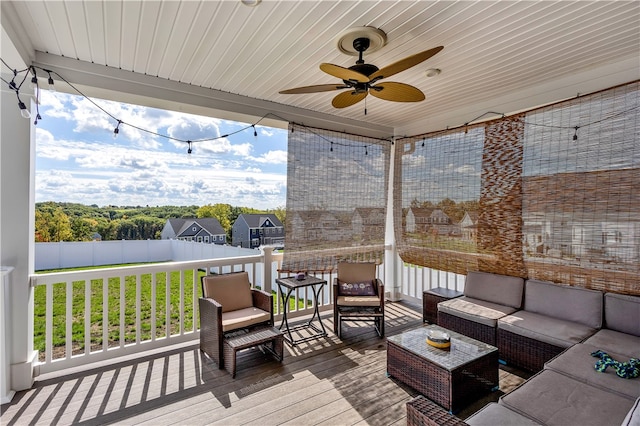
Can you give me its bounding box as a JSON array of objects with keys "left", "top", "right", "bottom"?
[{"left": 364, "top": 96, "right": 367, "bottom": 115}]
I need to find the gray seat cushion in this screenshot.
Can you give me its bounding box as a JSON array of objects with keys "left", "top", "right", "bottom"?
[
  {"left": 466, "top": 402, "right": 542, "bottom": 426},
  {"left": 583, "top": 329, "right": 640, "bottom": 359},
  {"left": 544, "top": 343, "right": 640, "bottom": 399},
  {"left": 498, "top": 310, "right": 597, "bottom": 348},
  {"left": 438, "top": 296, "right": 519, "bottom": 327},
  {"left": 500, "top": 369, "right": 636, "bottom": 426}
]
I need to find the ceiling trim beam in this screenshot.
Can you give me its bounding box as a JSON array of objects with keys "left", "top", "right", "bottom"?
[
  {"left": 397, "top": 55, "right": 640, "bottom": 137},
  {"left": 33, "top": 52, "right": 394, "bottom": 140}
]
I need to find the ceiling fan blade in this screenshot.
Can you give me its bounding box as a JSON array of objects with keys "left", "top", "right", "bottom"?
[
  {"left": 369, "top": 82, "right": 425, "bottom": 102},
  {"left": 320, "top": 63, "right": 369, "bottom": 83},
  {"left": 279, "top": 84, "right": 348, "bottom": 94},
  {"left": 332, "top": 90, "right": 368, "bottom": 108},
  {"left": 369, "top": 46, "right": 443, "bottom": 81}
]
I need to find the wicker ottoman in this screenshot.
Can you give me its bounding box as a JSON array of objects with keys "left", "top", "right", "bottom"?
[{"left": 223, "top": 326, "right": 283, "bottom": 378}]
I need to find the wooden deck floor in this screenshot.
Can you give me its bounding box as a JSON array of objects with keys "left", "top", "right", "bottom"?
[{"left": 1, "top": 302, "right": 529, "bottom": 426}]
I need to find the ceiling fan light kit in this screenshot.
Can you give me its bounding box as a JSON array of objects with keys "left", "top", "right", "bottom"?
[{"left": 279, "top": 26, "right": 443, "bottom": 109}]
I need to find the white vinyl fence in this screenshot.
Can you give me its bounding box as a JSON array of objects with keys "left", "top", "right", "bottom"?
[{"left": 35, "top": 239, "right": 258, "bottom": 270}]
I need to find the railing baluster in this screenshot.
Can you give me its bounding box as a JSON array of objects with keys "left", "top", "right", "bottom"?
[
  {"left": 165, "top": 271, "right": 170, "bottom": 339},
  {"left": 84, "top": 279, "right": 90, "bottom": 355},
  {"left": 102, "top": 275, "right": 108, "bottom": 352},
  {"left": 179, "top": 270, "right": 185, "bottom": 335},
  {"left": 119, "top": 274, "right": 125, "bottom": 348},
  {"left": 192, "top": 268, "right": 198, "bottom": 333},
  {"left": 45, "top": 283, "right": 52, "bottom": 363},
  {"left": 136, "top": 274, "right": 141, "bottom": 344},
  {"left": 151, "top": 273, "right": 156, "bottom": 342},
  {"left": 65, "top": 280, "right": 72, "bottom": 359}
]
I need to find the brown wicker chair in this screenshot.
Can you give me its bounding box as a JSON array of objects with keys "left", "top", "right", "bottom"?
[
  {"left": 198, "top": 271, "right": 273, "bottom": 368},
  {"left": 333, "top": 262, "right": 384, "bottom": 338}
]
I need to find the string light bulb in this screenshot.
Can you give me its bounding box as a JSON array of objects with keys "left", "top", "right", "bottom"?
[
  {"left": 34, "top": 113, "right": 42, "bottom": 125},
  {"left": 365, "top": 145, "right": 368, "bottom": 155},
  {"left": 30, "top": 71, "right": 38, "bottom": 90},
  {"left": 46, "top": 70, "right": 55, "bottom": 92},
  {"left": 573, "top": 126, "right": 579, "bottom": 141},
  {"left": 187, "top": 141, "right": 192, "bottom": 154},
  {"left": 17, "top": 96, "right": 30, "bottom": 119},
  {"left": 113, "top": 120, "right": 122, "bottom": 139},
  {"left": 330, "top": 142, "right": 333, "bottom": 152},
  {"left": 252, "top": 125, "right": 257, "bottom": 137}
]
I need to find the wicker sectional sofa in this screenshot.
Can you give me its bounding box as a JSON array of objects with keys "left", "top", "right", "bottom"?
[
  {"left": 437, "top": 271, "right": 525, "bottom": 345},
  {"left": 408, "top": 292, "right": 640, "bottom": 426}
]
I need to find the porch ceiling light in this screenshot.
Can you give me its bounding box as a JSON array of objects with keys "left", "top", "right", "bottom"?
[{"left": 240, "top": 0, "right": 261, "bottom": 6}]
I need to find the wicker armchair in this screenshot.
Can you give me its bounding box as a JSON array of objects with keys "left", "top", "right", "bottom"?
[
  {"left": 198, "top": 271, "right": 273, "bottom": 368},
  {"left": 333, "top": 262, "right": 384, "bottom": 338}
]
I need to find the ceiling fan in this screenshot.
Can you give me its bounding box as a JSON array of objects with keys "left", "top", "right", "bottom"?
[{"left": 279, "top": 34, "right": 443, "bottom": 109}]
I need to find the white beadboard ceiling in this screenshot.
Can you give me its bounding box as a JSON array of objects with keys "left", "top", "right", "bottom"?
[{"left": 2, "top": 0, "right": 639, "bottom": 136}]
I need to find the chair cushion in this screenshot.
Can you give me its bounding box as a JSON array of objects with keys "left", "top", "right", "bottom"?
[
  {"left": 336, "top": 295, "right": 380, "bottom": 307},
  {"left": 583, "top": 329, "right": 640, "bottom": 359},
  {"left": 604, "top": 293, "right": 640, "bottom": 337},
  {"left": 466, "top": 402, "right": 542, "bottom": 426},
  {"left": 524, "top": 279, "right": 603, "bottom": 329},
  {"left": 498, "top": 310, "right": 598, "bottom": 348},
  {"left": 500, "top": 369, "right": 636, "bottom": 426},
  {"left": 221, "top": 307, "right": 271, "bottom": 332},
  {"left": 464, "top": 271, "right": 524, "bottom": 309},
  {"left": 544, "top": 343, "right": 640, "bottom": 399},
  {"left": 438, "top": 296, "right": 518, "bottom": 327},
  {"left": 202, "top": 272, "right": 253, "bottom": 313},
  {"left": 338, "top": 280, "right": 376, "bottom": 296},
  {"left": 337, "top": 262, "right": 376, "bottom": 283}
]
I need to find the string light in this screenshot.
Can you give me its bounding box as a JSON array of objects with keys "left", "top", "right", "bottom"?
[
  {"left": 46, "top": 70, "right": 55, "bottom": 92},
  {"left": 29, "top": 67, "right": 38, "bottom": 90},
  {"left": 252, "top": 125, "right": 257, "bottom": 137},
  {"left": 187, "top": 140, "right": 192, "bottom": 154},
  {"left": 365, "top": 145, "right": 368, "bottom": 155},
  {"left": 330, "top": 141, "right": 333, "bottom": 152},
  {"left": 113, "top": 120, "right": 122, "bottom": 139},
  {"left": 17, "top": 94, "right": 30, "bottom": 119},
  {"left": 573, "top": 126, "right": 579, "bottom": 141}
]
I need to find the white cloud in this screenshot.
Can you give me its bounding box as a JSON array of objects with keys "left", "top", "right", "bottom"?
[{"left": 254, "top": 150, "right": 287, "bottom": 164}]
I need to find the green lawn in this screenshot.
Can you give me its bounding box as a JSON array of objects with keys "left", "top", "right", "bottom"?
[{"left": 34, "top": 265, "right": 310, "bottom": 359}]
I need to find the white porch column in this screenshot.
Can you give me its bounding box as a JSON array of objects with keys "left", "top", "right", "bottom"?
[
  {"left": 384, "top": 139, "right": 401, "bottom": 301},
  {"left": 1, "top": 47, "right": 37, "bottom": 394}
]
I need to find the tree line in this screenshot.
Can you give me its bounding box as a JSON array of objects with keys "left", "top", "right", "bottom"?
[{"left": 35, "top": 202, "right": 286, "bottom": 242}]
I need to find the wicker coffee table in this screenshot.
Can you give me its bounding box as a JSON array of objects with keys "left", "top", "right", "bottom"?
[{"left": 387, "top": 324, "right": 498, "bottom": 413}]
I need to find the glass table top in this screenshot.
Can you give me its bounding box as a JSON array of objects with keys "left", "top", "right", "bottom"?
[{"left": 387, "top": 324, "right": 497, "bottom": 371}]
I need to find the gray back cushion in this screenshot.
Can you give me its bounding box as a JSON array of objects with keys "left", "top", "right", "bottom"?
[
  {"left": 463, "top": 271, "right": 524, "bottom": 309},
  {"left": 525, "top": 279, "right": 603, "bottom": 329},
  {"left": 604, "top": 293, "right": 640, "bottom": 336}
]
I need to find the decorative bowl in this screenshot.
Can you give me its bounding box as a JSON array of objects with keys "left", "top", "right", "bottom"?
[{"left": 426, "top": 329, "right": 451, "bottom": 349}]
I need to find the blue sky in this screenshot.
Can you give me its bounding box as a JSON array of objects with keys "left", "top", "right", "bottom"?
[{"left": 34, "top": 91, "right": 288, "bottom": 210}]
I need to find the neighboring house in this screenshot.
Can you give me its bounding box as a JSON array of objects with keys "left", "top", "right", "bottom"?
[
  {"left": 232, "top": 214, "right": 284, "bottom": 249},
  {"left": 91, "top": 232, "right": 102, "bottom": 241},
  {"left": 288, "top": 210, "right": 345, "bottom": 243},
  {"left": 459, "top": 211, "right": 478, "bottom": 242},
  {"left": 405, "top": 207, "right": 451, "bottom": 232},
  {"left": 161, "top": 218, "right": 227, "bottom": 244},
  {"left": 352, "top": 208, "right": 385, "bottom": 242}
]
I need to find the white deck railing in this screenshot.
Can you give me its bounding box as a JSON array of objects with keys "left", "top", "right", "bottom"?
[{"left": 30, "top": 248, "right": 464, "bottom": 374}]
